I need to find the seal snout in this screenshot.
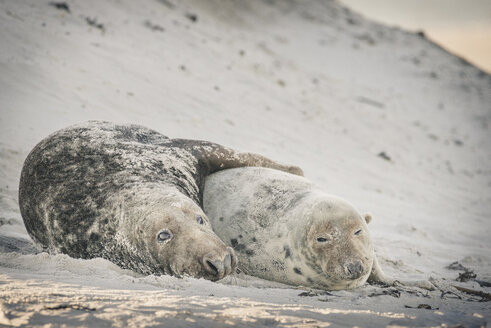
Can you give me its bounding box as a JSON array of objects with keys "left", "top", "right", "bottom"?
[
  {"left": 202, "top": 247, "right": 237, "bottom": 280},
  {"left": 344, "top": 260, "right": 364, "bottom": 280}
]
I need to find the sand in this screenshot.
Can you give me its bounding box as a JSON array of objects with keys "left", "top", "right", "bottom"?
[{"left": 0, "top": 0, "right": 490, "bottom": 326}]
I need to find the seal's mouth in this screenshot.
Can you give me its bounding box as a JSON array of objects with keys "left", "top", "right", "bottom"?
[
  {"left": 160, "top": 248, "right": 237, "bottom": 281},
  {"left": 319, "top": 270, "right": 370, "bottom": 290},
  {"left": 319, "top": 260, "right": 370, "bottom": 285}
]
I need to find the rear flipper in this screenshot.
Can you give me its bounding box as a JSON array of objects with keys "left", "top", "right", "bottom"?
[{"left": 368, "top": 255, "right": 435, "bottom": 290}]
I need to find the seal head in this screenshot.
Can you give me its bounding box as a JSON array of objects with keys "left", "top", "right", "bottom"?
[
  {"left": 289, "top": 196, "right": 373, "bottom": 290},
  {"left": 124, "top": 190, "right": 237, "bottom": 280}
]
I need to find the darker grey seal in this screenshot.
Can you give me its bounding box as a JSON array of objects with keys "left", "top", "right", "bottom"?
[{"left": 19, "top": 121, "right": 302, "bottom": 281}]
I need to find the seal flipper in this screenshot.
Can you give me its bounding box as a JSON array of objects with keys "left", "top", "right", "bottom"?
[
  {"left": 209, "top": 151, "right": 303, "bottom": 176},
  {"left": 173, "top": 138, "right": 303, "bottom": 176},
  {"left": 368, "top": 255, "right": 435, "bottom": 290},
  {"left": 172, "top": 139, "right": 303, "bottom": 206}
]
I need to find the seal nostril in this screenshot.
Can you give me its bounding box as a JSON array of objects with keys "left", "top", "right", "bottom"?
[
  {"left": 227, "top": 247, "right": 238, "bottom": 269},
  {"left": 203, "top": 256, "right": 226, "bottom": 280},
  {"left": 355, "top": 261, "right": 363, "bottom": 272},
  {"left": 206, "top": 260, "right": 218, "bottom": 275},
  {"left": 223, "top": 252, "right": 231, "bottom": 275}
]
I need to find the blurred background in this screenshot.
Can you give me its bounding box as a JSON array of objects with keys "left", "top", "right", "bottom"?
[{"left": 340, "top": 0, "right": 491, "bottom": 73}]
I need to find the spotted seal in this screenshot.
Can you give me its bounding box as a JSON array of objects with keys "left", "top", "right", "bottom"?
[
  {"left": 203, "top": 167, "right": 433, "bottom": 289},
  {"left": 19, "top": 121, "right": 302, "bottom": 281}
]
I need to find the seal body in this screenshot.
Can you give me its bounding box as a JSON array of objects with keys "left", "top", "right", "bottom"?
[
  {"left": 19, "top": 121, "right": 301, "bottom": 281},
  {"left": 203, "top": 167, "right": 375, "bottom": 290}
]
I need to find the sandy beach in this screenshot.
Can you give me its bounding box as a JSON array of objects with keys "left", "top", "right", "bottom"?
[{"left": 0, "top": 0, "right": 490, "bottom": 326}]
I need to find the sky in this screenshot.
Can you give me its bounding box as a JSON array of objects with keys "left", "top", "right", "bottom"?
[{"left": 339, "top": 0, "right": 491, "bottom": 74}]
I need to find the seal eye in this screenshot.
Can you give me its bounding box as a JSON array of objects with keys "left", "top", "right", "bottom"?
[
  {"left": 316, "top": 237, "right": 329, "bottom": 243},
  {"left": 157, "top": 230, "right": 172, "bottom": 243},
  {"left": 196, "top": 216, "right": 204, "bottom": 225},
  {"left": 354, "top": 229, "right": 362, "bottom": 236}
]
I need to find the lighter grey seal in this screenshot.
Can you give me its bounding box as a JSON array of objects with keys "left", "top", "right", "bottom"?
[{"left": 203, "top": 167, "right": 434, "bottom": 290}]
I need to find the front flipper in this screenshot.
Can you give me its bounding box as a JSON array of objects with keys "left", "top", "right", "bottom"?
[
  {"left": 221, "top": 152, "right": 304, "bottom": 176},
  {"left": 368, "top": 255, "right": 435, "bottom": 290},
  {"left": 174, "top": 138, "right": 303, "bottom": 176}
]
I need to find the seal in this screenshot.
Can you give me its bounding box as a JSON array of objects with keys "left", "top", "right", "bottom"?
[
  {"left": 203, "top": 167, "right": 433, "bottom": 290},
  {"left": 19, "top": 121, "right": 302, "bottom": 281}
]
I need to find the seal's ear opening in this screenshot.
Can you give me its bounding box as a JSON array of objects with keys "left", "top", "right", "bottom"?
[{"left": 363, "top": 214, "right": 372, "bottom": 224}]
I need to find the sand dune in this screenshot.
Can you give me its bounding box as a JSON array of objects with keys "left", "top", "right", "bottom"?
[{"left": 0, "top": 0, "right": 490, "bottom": 326}]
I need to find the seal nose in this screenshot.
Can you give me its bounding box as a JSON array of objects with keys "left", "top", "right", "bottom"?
[
  {"left": 344, "top": 260, "right": 364, "bottom": 280},
  {"left": 203, "top": 247, "right": 238, "bottom": 280}
]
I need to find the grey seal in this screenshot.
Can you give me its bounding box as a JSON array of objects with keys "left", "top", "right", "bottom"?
[
  {"left": 203, "top": 167, "right": 433, "bottom": 290},
  {"left": 19, "top": 121, "right": 302, "bottom": 281}
]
